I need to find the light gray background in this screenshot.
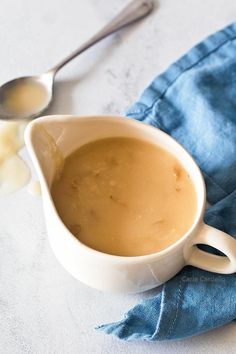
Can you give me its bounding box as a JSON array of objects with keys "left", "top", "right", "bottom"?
[{"left": 0, "top": 0, "right": 235, "bottom": 353}]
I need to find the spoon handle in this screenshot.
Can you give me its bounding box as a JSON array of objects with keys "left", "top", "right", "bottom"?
[{"left": 49, "top": 0, "right": 153, "bottom": 75}]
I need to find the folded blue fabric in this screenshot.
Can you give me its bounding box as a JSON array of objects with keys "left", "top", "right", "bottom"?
[{"left": 97, "top": 22, "right": 236, "bottom": 341}]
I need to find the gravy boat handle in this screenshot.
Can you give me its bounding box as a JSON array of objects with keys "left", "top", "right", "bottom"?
[{"left": 185, "top": 223, "right": 236, "bottom": 274}]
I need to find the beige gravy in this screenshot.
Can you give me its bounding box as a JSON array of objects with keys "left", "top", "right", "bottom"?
[
  {"left": 2, "top": 81, "right": 47, "bottom": 115},
  {"left": 52, "top": 138, "right": 197, "bottom": 256}
]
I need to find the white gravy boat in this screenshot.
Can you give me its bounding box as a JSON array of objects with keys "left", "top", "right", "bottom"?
[{"left": 25, "top": 115, "right": 236, "bottom": 293}]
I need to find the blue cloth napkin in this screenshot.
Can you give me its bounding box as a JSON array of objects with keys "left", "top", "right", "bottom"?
[{"left": 97, "top": 22, "right": 236, "bottom": 341}]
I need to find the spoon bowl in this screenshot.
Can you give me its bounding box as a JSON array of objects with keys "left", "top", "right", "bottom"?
[{"left": 0, "top": 74, "right": 53, "bottom": 120}]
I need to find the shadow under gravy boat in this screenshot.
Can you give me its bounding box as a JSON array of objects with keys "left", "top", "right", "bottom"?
[{"left": 25, "top": 115, "right": 236, "bottom": 293}]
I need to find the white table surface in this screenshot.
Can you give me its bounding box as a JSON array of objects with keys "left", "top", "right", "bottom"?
[{"left": 0, "top": 0, "right": 236, "bottom": 353}]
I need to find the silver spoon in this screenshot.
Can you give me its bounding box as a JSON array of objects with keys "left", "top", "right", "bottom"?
[{"left": 0, "top": 0, "right": 153, "bottom": 121}]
